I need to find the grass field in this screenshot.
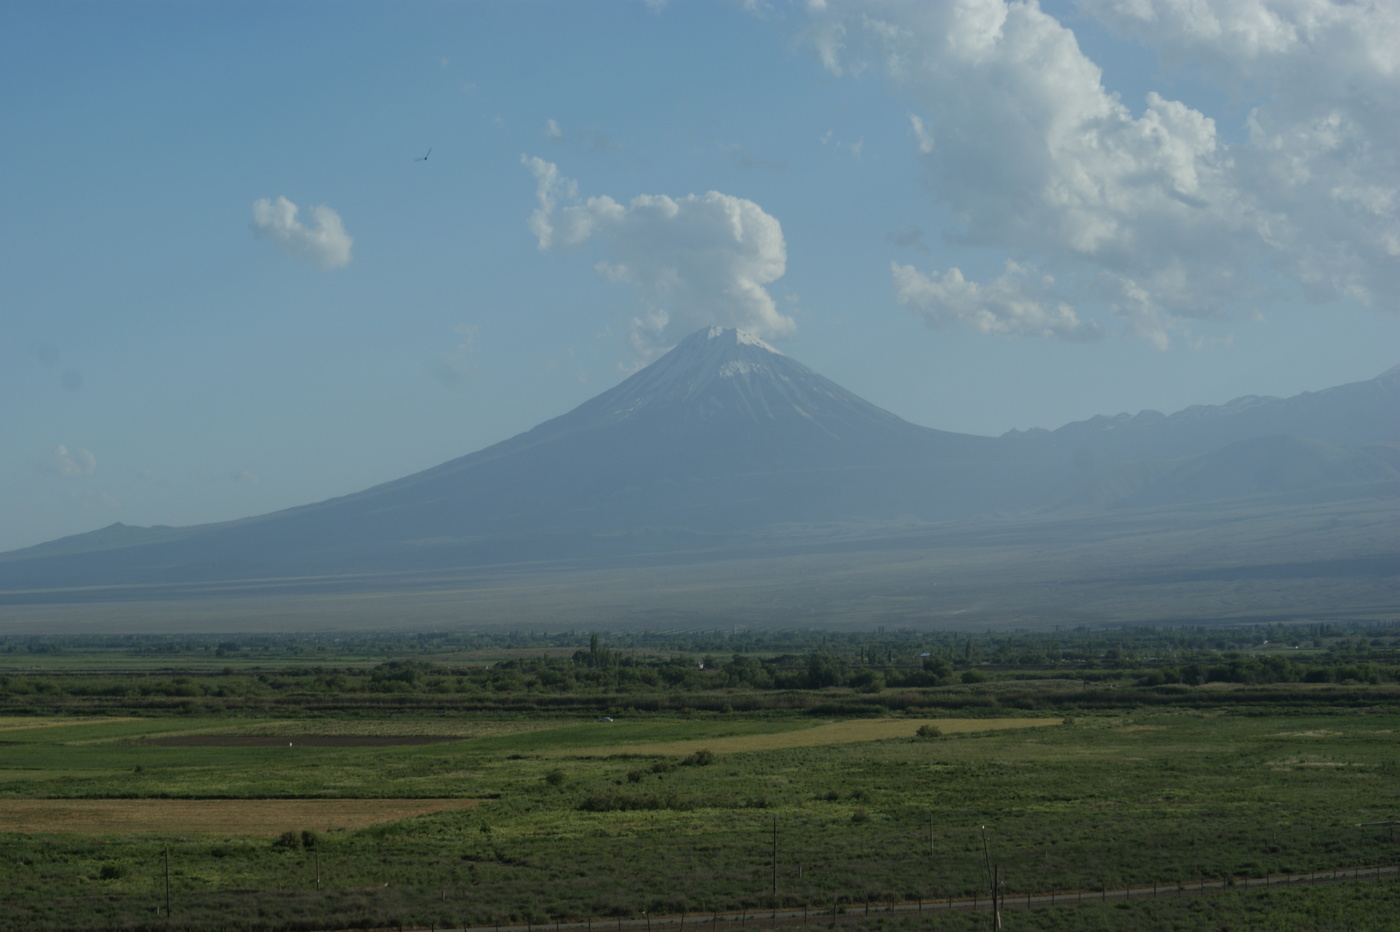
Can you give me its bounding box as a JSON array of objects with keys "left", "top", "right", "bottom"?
[{"left": 2, "top": 617, "right": 1398, "bottom": 931}]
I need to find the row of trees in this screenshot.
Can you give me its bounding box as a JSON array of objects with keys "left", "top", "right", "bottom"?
[{"left": 5, "top": 648, "right": 1396, "bottom": 705}]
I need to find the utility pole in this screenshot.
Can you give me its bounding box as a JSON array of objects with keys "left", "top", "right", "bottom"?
[
  {"left": 992, "top": 865, "right": 1001, "bottom": 931},
  {"left": 771, "top": 815, "right": 778, "bottom": 899},
  {"left": 980, "top": 826, "right": 1000, "bottom": 931}
]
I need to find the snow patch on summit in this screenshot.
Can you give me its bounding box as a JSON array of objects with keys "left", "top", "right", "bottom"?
[
  {"left": 548, "top": 324, "right": 917, "bottom": 442},
  {"left": 707, "top": 325, "right": 783, "bottom": 355}
]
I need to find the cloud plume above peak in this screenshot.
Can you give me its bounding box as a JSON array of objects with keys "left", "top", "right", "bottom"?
[
  {"left": 251, "top": 196, "right": 354, "bottom": 270},
  {"left": 523, "top": 156, "right": 793, "bottom": 357}
]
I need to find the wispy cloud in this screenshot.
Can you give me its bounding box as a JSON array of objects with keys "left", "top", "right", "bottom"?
[
  {"left": 432, "top": 323, "right": 480, "bottom": 392},
  {"left": 42, "top": 444, "right": 96, "bottom": 477},
  {"left": 542, "top": 118, "right": 616, "bottom": 152},
  {"left": 251, "top": 196, "right": 353, "bottom": 270}
]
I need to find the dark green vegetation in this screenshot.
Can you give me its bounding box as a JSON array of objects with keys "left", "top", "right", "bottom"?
[
  {"left": 2, "top": 625, "right": 1400, "bottom": 931},
  {"left": 4, "top": 622, "right": 1399, "bottom": 717}
]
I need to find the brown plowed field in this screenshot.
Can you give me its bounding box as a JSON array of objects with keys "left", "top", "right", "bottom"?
[{"left": 0, "top": 798, "right": 480, "bottom": 835}]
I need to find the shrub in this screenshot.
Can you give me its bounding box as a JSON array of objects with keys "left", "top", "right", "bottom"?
[
  {"left": 915, "top": 724, "right": 942, "bottom": 739},
  {"left": 272, "top": 830, "right": 302, "bottom": 850},
  {"left": 544, "top": 769, "right": 566, "bottom": 787},
  {"left": 851, "top": 807, "right": 871, "bottom": 823},
  {"left": 682, "top": 749, "right": 715, "bottom": 766}
]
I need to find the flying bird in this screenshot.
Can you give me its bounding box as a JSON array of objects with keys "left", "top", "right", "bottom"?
[{"left": 415, "top": 147, "right": 431, "bottom": 162}]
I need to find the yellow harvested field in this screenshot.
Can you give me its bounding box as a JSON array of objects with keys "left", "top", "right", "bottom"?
[
  {"left": 570, "top": 717, "right": 1061, "bottom": 758},
  {"left": 0, "top": 798, "right": 479, "bottom": 836},
  {"left": 241, "top": 719, "right": 566, "bottom": 739}
]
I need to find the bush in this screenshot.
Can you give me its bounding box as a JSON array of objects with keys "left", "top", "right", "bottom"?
[
  {"left": 851, "top": 807, "right": 871, "bottom": 823},
  {"left": 272, "top": 830, "right": 302, "bottom": 850},
  {"left": 544, "top": 768, "right": 566, "bottom": 787},
  {"left": 915, "top": 724, "right": 942, "bottom": 739},
  {"left": 579, "top": 789, "right": 691, "bottom": 812},
  {"left": 682, "top": 749, "right": 715, "bottom": 766}
]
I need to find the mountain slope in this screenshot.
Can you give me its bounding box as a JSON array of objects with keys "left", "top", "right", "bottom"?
[
  {"left": 1, "top": 329, "right": 1394, "bottom": 593},
  {"left": 1006, "top": 364, "right": 1400, "bottom": 464},
  {"left": 1056, "top": 436, "right": 1400, "bottom": 510},
  {"left": 0, "top": 328, "right": 1024, "bottom": 587}
]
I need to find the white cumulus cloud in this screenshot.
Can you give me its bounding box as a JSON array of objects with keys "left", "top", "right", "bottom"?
[
  {"left": 251, "top": 196, "right": 354, "bottom": 270},
  {"left": 798, "top": 0, "right": 1399, "bottom": 345},
  {"left": 523, "top": 156, "right": 794, "bottom": 356},
  {"left": 1079, "top": 0, "right": 1400, "bottom": 308},
  {"left": 892, "top": 261, "right": 1103, "bottom": 341}
]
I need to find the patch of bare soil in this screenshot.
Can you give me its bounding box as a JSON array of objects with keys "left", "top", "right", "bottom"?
[{"left": 0, "top": 798, "right": 480, "bottom": 835}]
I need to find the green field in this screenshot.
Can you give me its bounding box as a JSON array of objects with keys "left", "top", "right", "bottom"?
[{"left": 1, "top": 626, "right": 1398, "bottom": 930}]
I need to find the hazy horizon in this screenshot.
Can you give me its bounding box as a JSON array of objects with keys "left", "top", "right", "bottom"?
[{"left": 4, "top": 0, "right": 1397, "bottom": 553}]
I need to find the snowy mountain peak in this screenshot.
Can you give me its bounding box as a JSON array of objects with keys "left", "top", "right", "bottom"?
[
  {"left": 699, "top": 325, "right": 784, "bottom": 355},
  {"left": 546, "top": 325, "right": 914, "bottom": 440}
]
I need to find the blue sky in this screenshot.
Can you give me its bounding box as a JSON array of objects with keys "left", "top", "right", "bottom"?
[{"left": 3, "top": 0, "right": 1397, "bottom": 553}]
